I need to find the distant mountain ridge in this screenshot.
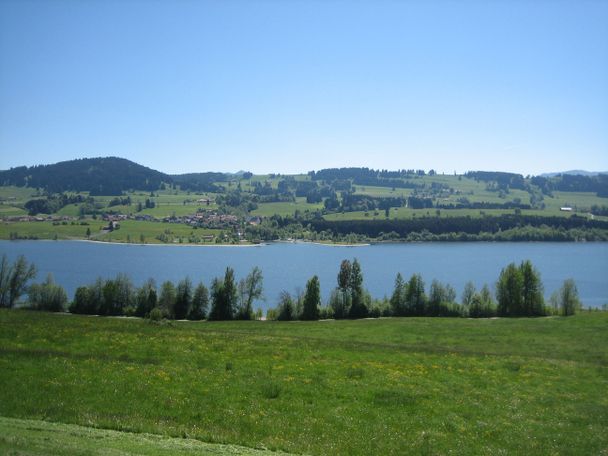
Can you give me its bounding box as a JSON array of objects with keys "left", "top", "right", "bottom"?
[
  {"left": 1, "top": 157, "right": 607, "bottom": 195},
  {"left": 540, "top": 170, "right": 608, "bottom": 177}
]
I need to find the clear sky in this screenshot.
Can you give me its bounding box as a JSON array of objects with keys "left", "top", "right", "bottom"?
[{"left": 1, "top": 0, "right": 607, "bottom": 175}]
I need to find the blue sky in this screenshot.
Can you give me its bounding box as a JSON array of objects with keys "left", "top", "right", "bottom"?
[{"left": 1, "top": 0, "right": 607, "bottom": 175}]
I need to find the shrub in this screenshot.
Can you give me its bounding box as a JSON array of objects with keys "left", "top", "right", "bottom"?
[
  {"left": 148, "top": 307, "right": 164, "bottom": 322},
  {"left": 27, "top": 274, "right": 67, "bottom": 312}
]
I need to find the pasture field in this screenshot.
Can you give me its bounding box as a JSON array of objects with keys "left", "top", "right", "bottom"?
[
  {"left": 251, "top": 197, "right": 324, "bottom": 217},
  {"left": 0, "top": 220, "right": 221, "bottom": 244},
  {"left": 0, "top": 310, "right": 606, "bottom": 455},
  {"left": 323, "top": 207, "right": 564, "bottom": 221}
]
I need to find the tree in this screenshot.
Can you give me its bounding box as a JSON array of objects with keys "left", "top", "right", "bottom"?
[
  {"left": 390, "top": 272, "right": 407, "bottom": 316},
  {"left": 557, "top": 279, "right": 581, "bottom": 316},
  {"left": 277, "top": 291, "right": 295, "bottom": 321},
  {"left": 208, "top": 278, "right": 224, "bottom": 320},
  {"left": 405, "top": 273, "right": 426, "bottom": 316},
  {"left": 237, "top": 267, "right": 263, "bottom": 320},
  {"left": 461, "top": 281, "right": 476, "bottom": 309},
  {"left": 71, "top": 277, "right": 105, "bottom": 315},
  {"left": 0, "top": 255, "right": 11, "bottom": 307},
  {"left": 209, "top": 268, "right": 238, "bottom": 320},
  {"left": 98, "top": 273, "right": 133, "bottom": 316},
  {"left": 337, "top": 260, "right": 351, "bottom": 290},
  {"left": 189, "top": 282, "right": 209, "bottom": 320},
  {"left": 496, "top": 263, "right": 523, "bottom": 316},
  {"left": 135, "top": 279, "right": 157, "bottom": 317},
  {"left": 174, "top": 277, "right": 193, "bottom": 320},
  {"left": 520, "top": 260, "right": 544, "bottom": 315},
  {"left": 332, "top": 260, "right": 353, "bottom": 319},
  {"left": 479, "top": 284, "right": 496, "bottom": 314},
  {"left": 428, "top": 279, "right": 445, "bottom": 316},
  {"left": 302, "top": 275, "right": 321, "bottom": 320},
  {"left": 469, "top": 285, "right": 497, "bottom": 318},
  {"left": 348, "top": 259, "right": 367, "bottom": 318},
  {"left": 0, "top": 255, "right": 37, "bottom": 308},
  {"left": 496, "top": 261, "right": 545, "bottom": 316},
  {"left": 27, "top": 274, "right": 68, "bottom": 312},
  {"left": 70, "top": 286, "right": 91, "bottom": 314},
  {"left": 158, "top": 281, "right": 176, "bottom": 318}
]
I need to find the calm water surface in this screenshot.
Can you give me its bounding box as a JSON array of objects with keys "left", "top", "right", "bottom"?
[{"left": 1, "top": 241, "right": 606, "bottom": 309}]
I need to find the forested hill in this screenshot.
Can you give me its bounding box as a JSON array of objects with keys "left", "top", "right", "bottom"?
[{"left": 0, "top": 157, "right": 169, "bottom": 195}]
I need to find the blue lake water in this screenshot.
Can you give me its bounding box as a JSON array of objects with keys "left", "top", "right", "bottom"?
[{"left": 1, "top": 240, "right": 607, "bottom": 310}]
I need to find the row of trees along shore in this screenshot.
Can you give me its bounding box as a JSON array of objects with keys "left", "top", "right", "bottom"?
[{"left": 0, "top": 254, "right": 587, "bottom": 320}]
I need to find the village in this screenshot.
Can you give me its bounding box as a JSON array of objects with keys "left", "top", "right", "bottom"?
[{"left": 1, "top": 211, "right": 262, "bottom": 232}]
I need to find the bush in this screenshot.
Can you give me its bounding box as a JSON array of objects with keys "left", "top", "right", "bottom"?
[
  {"left": 27, "top": 274, "right": 67, "bottom": 312},
  {"left": 148, "top": 307, "right": 164, "bottom": 322}
]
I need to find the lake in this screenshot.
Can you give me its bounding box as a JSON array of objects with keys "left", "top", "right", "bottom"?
[{"left": 1, "top": 241, "right": 607, "bottom": 310}]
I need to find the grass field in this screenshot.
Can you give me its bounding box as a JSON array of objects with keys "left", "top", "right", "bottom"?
[
  {"left": 0, "top": 416, "right": 291, "bottom": 456},
  {"left": 0, "top": 310, "right": 606, "bottom": 455},
  {"left": 323, "top": 207, "right": 571, "bottom": 221},
  {"left": 0, "top": 220, "right": 221, "bottom": 244},
  {"left": 251, "top": 197, "right": 324, "bottom": 217}
]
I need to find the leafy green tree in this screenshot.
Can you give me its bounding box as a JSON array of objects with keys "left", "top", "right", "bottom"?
[
  {"left": 390, "top": 272, "right": 407, "bottom": 316},
  {"left": 135, "top": 279, "right": 157, "bottom": 317},
  {"left": 461, "top": 281, "right": 476, "bottom": 310},
  {"left": 331, "top": 260, "right": 353, "bottom": 319},
  {"left": 302, "top": 275, "right": 321, "bottom": 320},
  {"left": 99, "top": 273, "right": 133, "bottom": 316},
  {"left": 469, "top": 285, "right": 497, "bottom": 318},
  {"left": 0, "top": 255, "right": 37, "bottom": 308},
  {"left": 337, "top": 260, "right": 352, "bottom": 290},
  {"left": 496, "top": 261, "right": 545, "bottom": 316},
  {"left": 428, "top": 279, "right": 445, "bottom": 316},
  {"left": 277, "top": 291, "right": 295, "bottom": 321},
  {"left": 520, "top": 260, "right": 544, "bottom": 315},
  {"left": 70, "top": 286, "right": 91, "bottom": 314},
  {"left": 557, "top": 279, "right": 581, "bottom": 316},
  {"left": 27, "top": 274, "right": 68, "bottom": 312},
  {"left": 496, "top": 263, "right": 523, "bottom": 316},
  {"left": 189, "top": 282, "right": 209, "bottom": 320},
  {"left": 479, "top": 284, "right": 496, "bottom": 313},
  {"left": 114, "top": 273, "right": 134, "bottom": 315},
  {"left": 348, "top": 259, "right": 367, "bottom": 318},
  {"left": 405, "top": 273, "right": 426, "bottom": 316},
  {"left": 329, "top": 288, "right": 351, "bottom": 319},
  {"left": 208, "top": 278, "right": 224, "bottom": 320},
  {"left": 237, "top": 266, "right": 263, "bottom": 320},
  {"left": 222, "top": 267, "right": 238, "bottom": 319},
  {"left": 71, "top": 277, "right": 105, "bottom": 315},
  {"left": 174, "top": 277, "right": 193, "bottom": 320},
  {"left": 209, "top": 268, "right": 238, "bottom": 320},
  {"left": 468, "top": 294, "right": 484, "bottom": 318},
  {"left": 158, "top": 281, "right": 176, "bottom": 318}
]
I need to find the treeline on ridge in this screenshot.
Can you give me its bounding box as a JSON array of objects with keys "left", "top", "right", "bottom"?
[
  {"left": 0, "top": 157, "right": 167, "bottom": 195},
  {"left": 308, "top": 214, "right": 608, "bottom": 238}
]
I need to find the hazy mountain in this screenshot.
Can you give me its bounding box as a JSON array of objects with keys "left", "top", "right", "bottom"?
[{"left": 540, "top": 170, "right": 607, "bottom": 177}]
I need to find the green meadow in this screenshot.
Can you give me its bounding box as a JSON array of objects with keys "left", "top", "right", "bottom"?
[
  {"left": 1, "top": 310, "right": 606, "bottom": 455},
  {"left": 0, "top": 220, "right": 221, "bottom": 244}
]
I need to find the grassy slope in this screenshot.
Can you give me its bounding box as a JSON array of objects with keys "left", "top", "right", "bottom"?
[
  {"left": 2, "top": 174, "right": 608, "bottom": 228},
  {"left": 0, "top": 310, "right": 606, "bottom": 455},
  {"left": 0, "top": 220, "right": 220, "bottom": 243},
  {"left": 0, "top": 416, "right": 292, "bottom": 456}
]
